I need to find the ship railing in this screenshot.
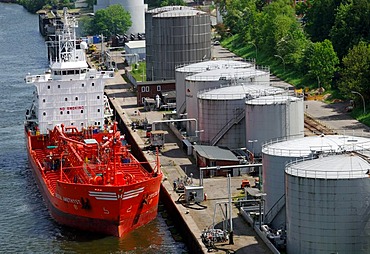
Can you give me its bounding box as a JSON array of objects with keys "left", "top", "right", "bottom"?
[
  {"left": 59, "top": 169, "right": 72, "bottom": 183},
  {"left": 87, "top": 69, "right": 114, "bottom": 79},
  {"left": 60, "top": 165, "right": 94, "bottom": 183},
  {"left": 25, "top": 74, "right": 50, "bottom": 83},
  {"left": 285, "top": 156, "right": 369, "bottom": 179}
]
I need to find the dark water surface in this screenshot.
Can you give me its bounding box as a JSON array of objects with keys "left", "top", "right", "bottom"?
[{"left": 0, "top": 3, "right": 186, "bottom": 253}]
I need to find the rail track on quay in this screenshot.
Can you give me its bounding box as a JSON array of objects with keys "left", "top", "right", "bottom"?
[{"left": 304, "top": 113, "right": 337, "bottom": 136}]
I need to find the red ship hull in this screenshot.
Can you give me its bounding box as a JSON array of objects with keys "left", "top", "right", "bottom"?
[{"left": 25, "top": 124, "right": 162, "bottom": 237}]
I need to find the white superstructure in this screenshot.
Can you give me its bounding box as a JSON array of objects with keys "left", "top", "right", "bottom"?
[{"left": 25, "top": 9, "right": 113, "bottom": 134}]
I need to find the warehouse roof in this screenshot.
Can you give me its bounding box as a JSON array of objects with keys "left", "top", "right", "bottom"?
[{"left": 193, "top": 145, "right": 239, "bottom": 161}]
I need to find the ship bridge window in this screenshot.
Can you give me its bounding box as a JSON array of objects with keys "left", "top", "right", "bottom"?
[
  {"left": 67, "top": 70, "right": 74, "bottom": 75},
  {"left": 62, "top": 71, "right": 67, "bottom": 75},
  {"left": 54, "top": 71, "right": 61, "bottom": 75},
  {"left": 82, "top": 69, "right": 87, "bottom": 74}
]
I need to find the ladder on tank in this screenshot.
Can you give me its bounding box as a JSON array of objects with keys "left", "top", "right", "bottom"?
[
  {"left": 210, "top": 108, "right": 245, "bottom": 146},
  {"left": 264, "top": 194, "right": 285, "bottom": 225}
]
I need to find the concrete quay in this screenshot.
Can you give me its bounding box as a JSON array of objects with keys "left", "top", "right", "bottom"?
[{"left": 104, "top": 70, "right": 272, "bottom": 254}]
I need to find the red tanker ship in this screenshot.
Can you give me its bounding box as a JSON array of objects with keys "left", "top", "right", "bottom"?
[{"left": 24, "top": 8, "right": 162, "bottom": 237}]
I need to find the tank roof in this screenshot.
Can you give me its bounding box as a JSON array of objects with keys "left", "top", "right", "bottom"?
[
  {"left": 147, "top": 6, "right": 194, "bottom": 14},
  {"left": 245, "top": 95, "right": 301, "bottom": 105},
  {"left": 155, "top": 9, "right": 207, "bottom": 18},
  {"left": 186, "top": 67, "right": 268, "bottom": 82},
  {"left": 263, "top": 135, "right": 370, "bottom": 157},
  {"left": 285, "top": 153, "right": 370, "bottom": 179},
  {"left": 176, "top": 60, "right": 252, "bottom": 73},
  {"left": 198, "top": 84, "right": 284, "bottom": 100}
]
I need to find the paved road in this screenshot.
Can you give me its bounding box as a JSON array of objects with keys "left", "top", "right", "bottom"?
[{"left": 304, "top": 100, "right": 370, "bottom": 137}]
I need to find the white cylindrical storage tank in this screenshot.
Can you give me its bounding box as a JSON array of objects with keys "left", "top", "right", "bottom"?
[
  {"left": 147, "top": 8, "right": 211, "bottom": 81},
  {"left": 175, "top": 60, "right": 252, "bottom": 115},
  {"left": 94, "top": 0, "right": 147, "bottom": 34},
  {"left": 262, "top": 135, "right": 370, "bottom": 229},
  {"left": 186, "top": 67, "right": 271, "bottom": 131},
  {"left": 245, "top": 95, "right": 304, "bottom": 156},
  {"left": 285, "top": 153, "right": 370, "bottom": 254},
  {"left": 198, "top": 84, "right": 284, "bottom": 148}
]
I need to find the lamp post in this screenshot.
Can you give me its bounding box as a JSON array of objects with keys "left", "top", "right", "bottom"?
[
  {"left": 274, "top": 54, "right": 285, "bottom": 72},
  {"left": 351, "top": 91, "right": 366, "bottom": 114},
  {"left": 248, "top": 42, "right": 257, "bottom": 62}
]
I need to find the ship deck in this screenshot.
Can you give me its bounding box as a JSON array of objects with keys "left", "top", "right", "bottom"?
[{"left": 31, "top": 147, "right": 154, "bottom": 195}]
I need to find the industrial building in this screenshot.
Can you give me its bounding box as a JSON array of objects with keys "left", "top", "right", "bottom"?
[
  {"left": 145, "top": 6, "right": 211, "bottom": 81},
  {"left": 124, "top": 40, "right": 145, "bottom": 65}
]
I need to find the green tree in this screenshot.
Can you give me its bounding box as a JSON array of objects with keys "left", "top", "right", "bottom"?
[
  {"left": 221, "top": 0, "right": 254, "bottom": 35},
  {"left": 338, "top": 42, "right": 370, "bottom": 99},
  {"left": 84, "top": 4, "right": 132, "bottom": 38},
  {"left": 330, "top": 0, "right": 370, "bottom": 59},
  {"left": 305, "top": 40, "right": 339, "bottom": 89},
  {"left": 295, "top": 0, "right": 311, "bottom": 18},
  {"left": 18, "top": 0, "right": 46, "bottom": 13},
  {"left": 256, "top": 0, "right": 297, "bottom": 53},
  {"left": 145, "top": 0, "right": 185, "bottom": 8},
  {"left": 304, "top": 0, "right": 342, "bottom": 42},
  {"left": 19, "top": 0, "right": 73, "bottom": 13},
  {"left": 276, "top": 28, "right": 310, "bottom": 71}
]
